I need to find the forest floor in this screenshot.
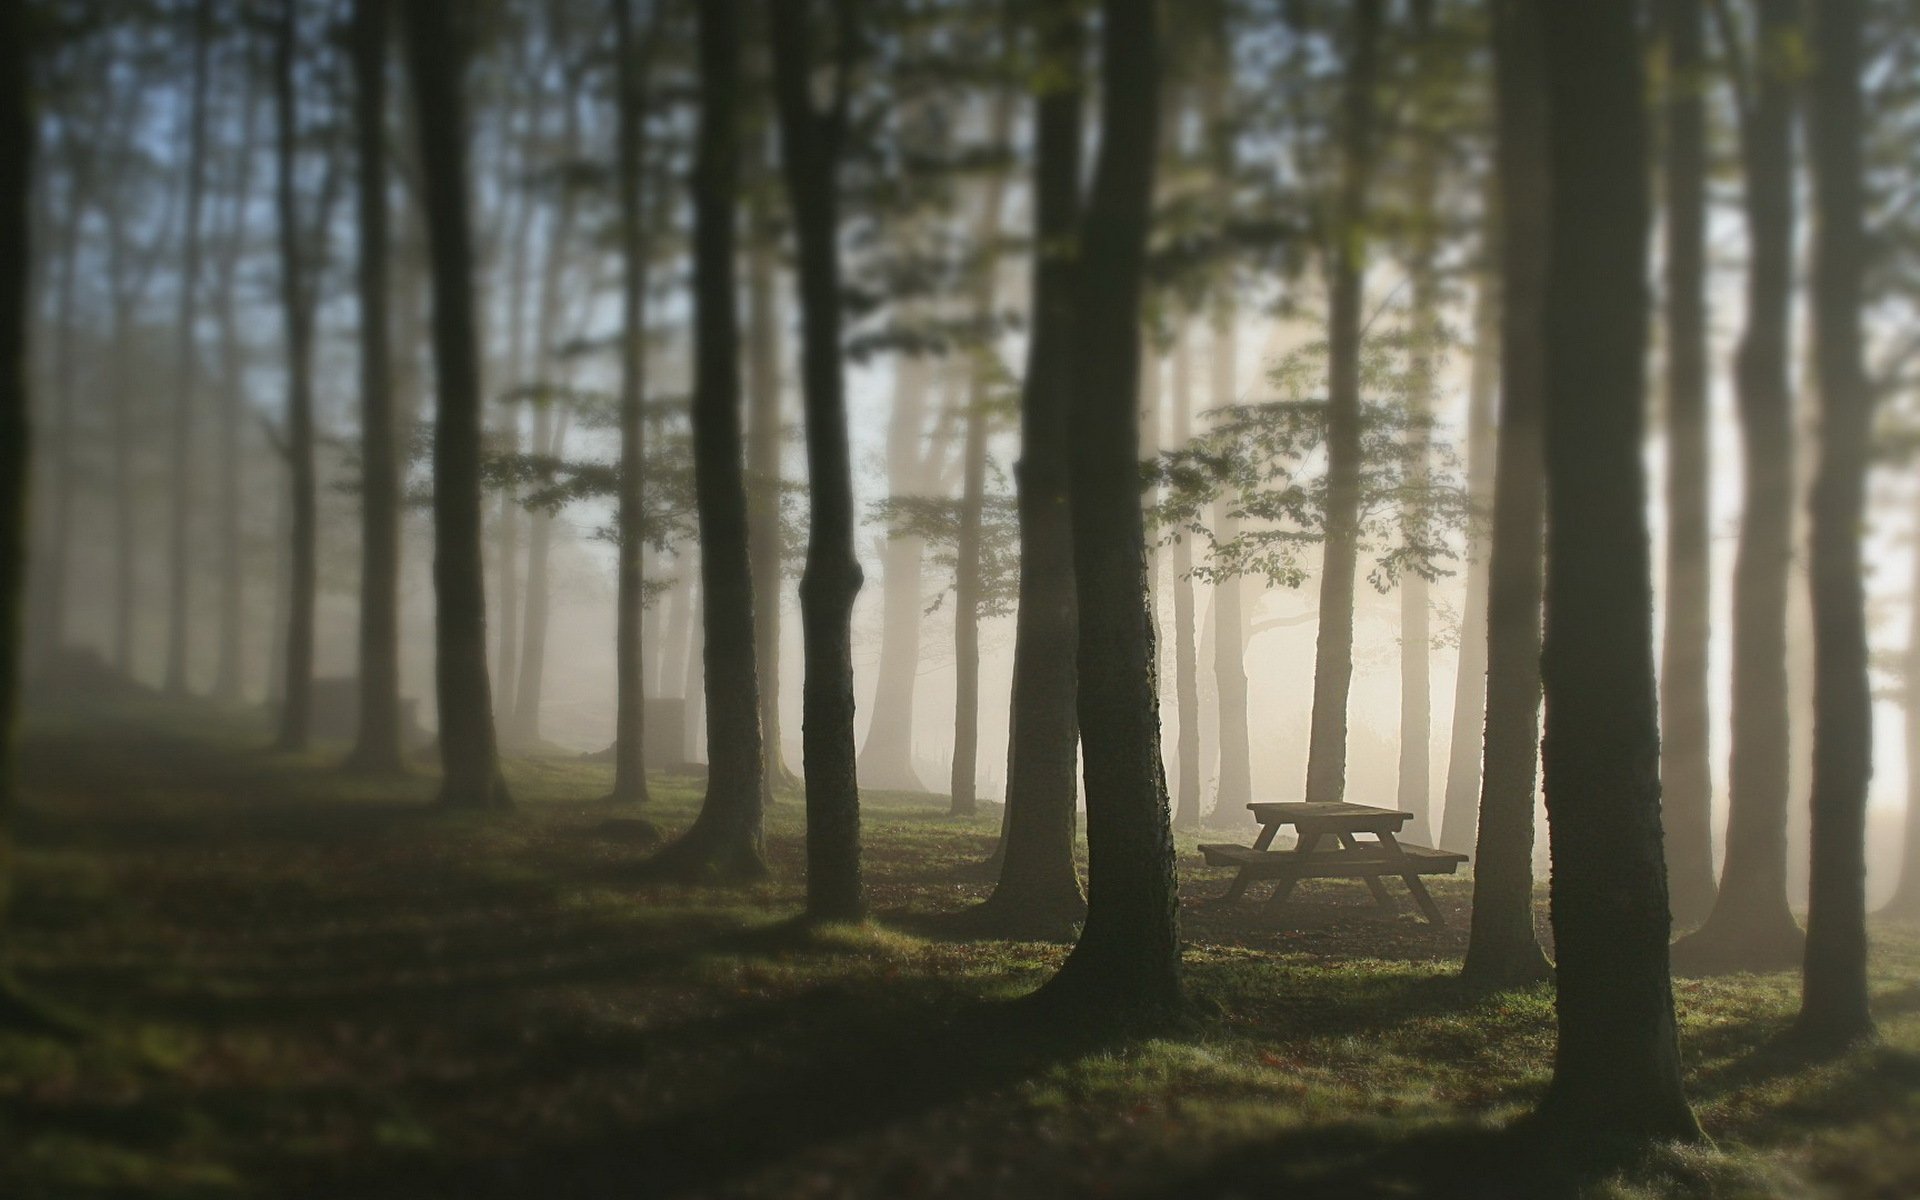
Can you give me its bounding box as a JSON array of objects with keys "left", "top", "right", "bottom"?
[{"left": 2, "top": 689, "right": 1918, "bottom": 1199}]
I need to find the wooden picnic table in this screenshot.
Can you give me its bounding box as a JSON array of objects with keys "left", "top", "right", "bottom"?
[{"left": 1199, "top": 802, "right": 1467, "bottom": 927}]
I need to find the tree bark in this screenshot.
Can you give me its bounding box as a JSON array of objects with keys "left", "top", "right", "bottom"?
[
  {"left": 1171, "top": 326, "right": 1203, "bottom": 831},
  {"left": 609, "top": 0, "right": 652, "bottom": 805},
  {"left": 1795, "top": 0, "right": 1876, "bottom": 1052},
  {"left": 1883, "top": 485, "right": 1920, "bottom": 917},
  {"left": 1531, "top": 0, "right": 1700, "bottom": 1140},
  {"left": 1302, "top": 0, "right": 1381, "bottom": 808},
  {"left": 346, "top": 0, "right": 406, "bottom": 774},
  {"left": 969, "top": 0, "right": 1087, "bottom": 937},
  {"left": 1209, "top": 320, "right": 1252, "bottom": 826},
  {"left": 1030, "top": 0, "right": 1180, "bottom": 1023},
  {"left": 1672, "top": 0, "right": 1804, "bottom": 970},
  {"left": 648, "top": 0, "right": 767, "bottom": 880},
  {"left": 402, "top": 0, "right": 511, "bottom": 809},
  {"left": 747, "top": 191, "right": 791, "bottom": 801},
  {"left": 273, "top": 0, "right": 318, "bottom": 753},
  {"left": 1, "top": 0, "right": 36, "bottom": 912},
  {"left": 1461, "top": 0, "right": 1549, "bottom": 991}
]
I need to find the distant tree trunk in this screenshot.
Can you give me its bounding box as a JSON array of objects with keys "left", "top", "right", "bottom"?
[
  {"left": 1672, "top": 0, "right": 1803, "bottom": 970},
  {"left": 1, "top": 0, "right": 36, "bottom": 928},
  {"left": 346, "top": 0, "right": 405, "bottom": 774},
  {"left": 31, "top": 166, "right": 82, "bottom": 675},
  {"left": 495, "top": 438, "right": 521, "bottom": 706},
  {"left": 1658, "top": 0, "right": 1718, "bottom": 930},
  {"left": 1209, "top": 320, "right": 1252, "bottom": 826},
  {"left": 682, "top": 575, "right": 705, "bottom": 762},
  {"left": 1884, "top": 504, "right": 1920, "bottom": 916},
  {"left": 1461, "top": 0, "right": 1549, "bottom": 990},
  {"left": 970, "top": 0, "right": 1086, "bottom": 937},
  {"left": 1439, "top": 269, "right": 1498, "bottom": 856},
  {"left": 658, "top": 565, "right": 690, "bottom": 700},
  {"left": 1031, "top": 0, "right": 1179, "bottom": 1022},
  {"left": 213, "top": 89, "right": 260, "bottom": 706},
  {"left": 609, "top": 0, "right": 651, "bottom": 805},
  {"left": 111, "top": 302, "right": 135, "bottom": 676},
  {"left": 746, "top": 195, "right": 791, "bottom": 801},
  {"left": 1795, "top": 0, "right": 1875, "bottom": 1052},
  {"left": 950, "top": 94, "right": 1013, "bottom": 820},
  {"left": 860, "top": 354, "right": 934, "bottom": 793},
  {"left": 1532, "top": 0, "right": 1700, "bottom": 1140},
  {"left": 164, "top": 0, "right": 214, "bottom": 698},
  {"left": 648, "top": 0, "right": 766, "bottom": 880},
  {"left": 1171, "top": 326, "right": 1203, "bottom": 831},
  {"left": 402, "top": 0, "right": 511, "bottom": 809},
  {"left": 769, "top": 0, "right": 866, "bottom": 920},
  {"left": 1302, "top": 0, "right": 1381, "bottom": 808},
  {"left": 273, "top": 0, "right": 318, "bottom": 753}
]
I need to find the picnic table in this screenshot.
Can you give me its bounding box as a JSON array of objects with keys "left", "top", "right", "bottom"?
[{"left": 1199, "top": 802, "right": 1467, "bottom": 927}]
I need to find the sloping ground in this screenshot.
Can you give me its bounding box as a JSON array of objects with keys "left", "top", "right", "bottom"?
[{"left": 1, "top": 694, "right": 1916, "bottom": 1199}]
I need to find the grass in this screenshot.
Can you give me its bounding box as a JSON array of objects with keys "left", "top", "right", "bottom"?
[{"left": 0, "top": 690, "right": 1917, "bottom": 1198}]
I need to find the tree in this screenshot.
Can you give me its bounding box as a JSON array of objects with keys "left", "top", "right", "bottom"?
[
  {"left": 402, "top": 0, "right": 511, "bottom": 810},
  {"left": 1530, "top": 0, "right": 1700, "bottom": 1140},
  {"left": 1671, "top": 0, "right": 1804, "bottom": 971},
  {"left": 746, "top": 170, "right": 791, "bottom": 803},
  {"left": 646, "top": 0, "right": 767, "bottom": 881},
  {"left": 1461, "top": 0, "right": 1549, "bottom": 991},
  {"left": 345, "top": 0, "right": 406, "bottom": 775},
  {"left": 1657, "top": 0, "right": 1718, "bottom": 930},
  {"left": 609, "top": 0, "right": 653, "bottom": 806},
  {"left": 769, "top": 0, "right": 866, "bottom": 921},
  {"left": 1029, "top": 0, "right": 1180, "bottom": 1022},
  {"left": 1301, "top": 0, "right": 1381, "bottom": 808},
  {"left": 1170, "top": 326, "right": 1202, "bottom": 831},
  {"left": 1795, "top": 0, "right": 1876, "bottom": 1052},
  {"left": 966, "top": 0, "right": 1087, "bottom": 938}
]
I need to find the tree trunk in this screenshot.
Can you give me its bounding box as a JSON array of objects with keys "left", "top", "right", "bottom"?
[
  {"left": 1209, "top": 319, "right": 1252, "bottom": 826},
  {"left": 1672, "top": 0, "right": 1803, "bottom": 970},
  {"left": 747, "top": 195, "right": 791, "bottom": 801},
  {"left": 969, "top": 0, "right": 1087, "bottom": 938},
  {"left": 346, "top": 0, "right": 405, "bottom": 774},
  {"left": 860, "top": 353, "right": 934, "bottom": 792},
  {"left": 402, "top": 0, "right": 511, "bottom": 809},
  {"left": 1795, "top": 0, "right": 1875, "bottom": 1052},
  {"left": 648, "top": 0, "right": 766, "bottom": 880},
  {"left": 1531, "top": 0, "right": 1700, "bottom": 1140},
  {"left": 495, "top": 451, "right": 521, "bottom": 708},
  {"left": 609, "top": 0, "right": 651, "bottom": 805},
  {"left": 164, "top": 0, "right": 213, "bottom": 698},
  {"left": 1, "top": 0, "right": 36, "bottom": 915},
  {"left": 1461, "top": 0, "right": 1549, "bottom": 990},
  {"left": 273, "top": 0, "right": 317, "bottom": 753},
  {"left": 1882, "top": 484, "right": 1920, "bottom": 917},
  {"left": 1302, "top": 0, "right": 1381, "bottom": 808},
  {"left": 213, "top": 85, "right": 260, "bottom": 706},
  {"left": 1439, "top": 270, "right": 1498, "bottom": 856},
  {"left": 1171, "top": 326, "right": 1203, "bottom": 831},
  {"left": 1657, "top": 0, "right": 1718, "bottom": 931},
  {"left": 1031, "top": 0, "right": 1180, "bottom": 1023},
  {"left": 30, "top": 167, "right": 82, "bottom": 676}
]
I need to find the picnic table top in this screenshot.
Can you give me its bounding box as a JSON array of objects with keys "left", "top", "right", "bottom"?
[{"left": 1246, "top": 801, "right": 1413, "bottom": 827}]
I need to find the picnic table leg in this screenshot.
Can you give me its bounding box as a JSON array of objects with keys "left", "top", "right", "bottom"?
[
  {"left": 1336, "top": 831, "right": 1399, "bottom": 914},
  {"left": 1262, "top": 830, "right": 1326, "bottom": 911},
  {"left": 1376, "top": 830, "right": 1447, "bottom": 927},
  {"left": 1221, "top": 822, "right": 1284, "bottom": 902}
]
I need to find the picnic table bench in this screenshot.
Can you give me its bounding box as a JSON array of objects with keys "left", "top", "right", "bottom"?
[{"left": 1199, "top": 802, "right": 1467, "bottom": 927}]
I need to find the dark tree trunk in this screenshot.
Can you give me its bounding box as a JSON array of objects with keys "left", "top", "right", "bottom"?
[
  {"left": 1171, "top": 327, "right": 1202, "bottom": 832},
  {"left": 1658, "top": 0, "right": 1718, "bottom": 930},
  {"left": 1672, "top": 0, "right": 1804, "bottom": 970},
  {"left": 1, "top": 0, "right": 35, "bottom": 922},
  {"left": 165, "top": 0, "right": 213, "bottom": 698},
  {"left": 648, "top": 0, "right": 767, "bottom": 880},
  {"left": 770, "top": 0, "right": 866, "bottom": 921},
  {"left": 969, "top": 0, "right": 1087, "bottom": 938},
  {"left": 860, "top": 354, "right": 933, "bottom": 792},
  {"left": 1531, "top": 0, "right": 1700, "bottom": 1140},
  {"left": 273, "top": 0, "right": 318, "bottom": 753},
  {"left": 346, "top": 0, "right": 406, "bottom": 775},
  {"left": 30, "top": 164, "right": 82, "bottom": 677},
  {"left": 1439, "top": 268, "right": 1498, "bottom": 856},
  {"left": 1302, "top": 0, "right": 1381, "bottom": 808},
  {"left": 747, "top": 202, "right": 791, "bottom": 801},
  {"left": 1461, "top": 0, "right": 1549, "bottom": 990},
  {"left": 1030, "top": 0, "right": 1179, "bottom": 1023},
  {"left": 1794, "top": 0, "right": 1876, "bottom": 1052},
  {"left": 402, "top": 0, "right": 511, "bottom": 810},
  {"left": 609, "top": 0, "right": 651, "bottom": 805}
]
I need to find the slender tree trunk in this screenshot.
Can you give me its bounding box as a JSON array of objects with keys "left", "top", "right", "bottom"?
[
  {"left": 1302, "top": 0, "right": 1381, "bottom": 808},
  {"left": 648, "top": 0, "right": 766, "bottom": 880},
  {"left": 658, "top": 565, "right": 690, "bottom": 702},
  {"left": 1209, "top": 318, "right": 1252, "bottom": 826},
  {"left": 1672, "top": 0, "right": 1803, "bottom": 970},
  {"left": 1795, "top": 0, "right": 1875, "bottom": 1051},
  {"left": 511, "top": 402, "right": 557, "bottom": 746},
  {"left": 164, "top": 0, "right": 214, "bottom": 697},
  {"left": 1, "top": 0, "right": 36, "bottom": 936},
  {"left": 1883, "top": 486, "right": 1920, "bottom": 917},
  {"left": 609, "top": 0, "right": 651, "bottom": 805},
  {"left": 970, "top": 0, "right": 1087, "bottom": 937},
  {"left": 1462, "top": 0, "right": 1549, "bottom": 990},
  {"left": 495, "top": 438, "right": 521, "bottom": 707},
  {"left": 1532, "top": 0, "right": 1700, "bottom": 1140},
  {"left": 31, "top": 176, "right": 81, "bottom": 675},
  {"left": 110, "top": 293, "right": 136, "bottom": 677},
  {"left": 860, "top": 354, "right": 933, "bottom": 792},
  {"left": 1031, "top": 0, "right": 1179, "bottom": 1023},
  {"left": 746, "top": 192, "right": 790, "bottom": 800},
  {"left": 1399, "top": 4, "right": 1439, "bottom": 843},
  {"left": 346, "top": 0, "right": 405, "bottom": 774},
  {"left": 1171, "top": 326, "right": 1203, "bottom": 831},
  {"left": 273, "top": 0, "right": 317, "bottom": 753},
  {"left": 402, "top": 0, "right": 511, "bottom": 809},
  {"left": 1439, "top": 270, "right": 1498, "bottom": 855},
  {"left": 213, "top": 88, "right": 259, "bottom": 706},
  {"left": 1658, "top": 0, "right": 1719, "bottom": 930},
  {"left": 769, "top": 0, "right": 866, "bottom": 920},
  {"left": 682, "top": 573, "right": 705, "bottom": 763}
]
